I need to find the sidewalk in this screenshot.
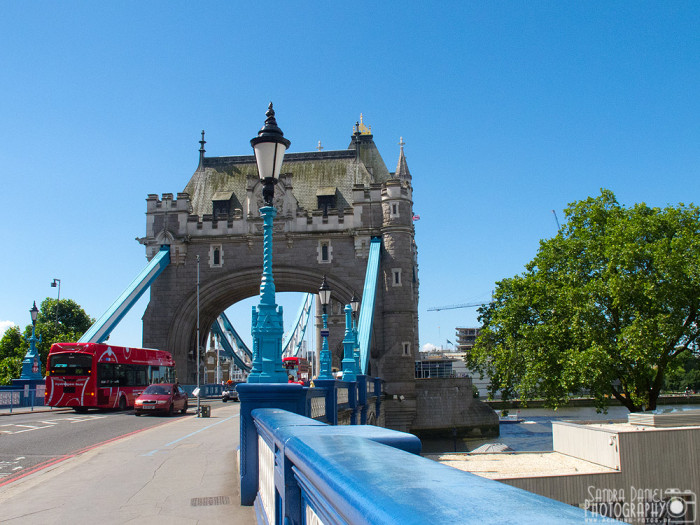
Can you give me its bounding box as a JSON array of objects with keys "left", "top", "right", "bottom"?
[{"left": 0, "top": 403, "right": 256, "bottom": 524}]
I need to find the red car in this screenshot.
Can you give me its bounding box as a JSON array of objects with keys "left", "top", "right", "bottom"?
[{"left": 134, "top": 383, "right": 188, "bottom": 416}]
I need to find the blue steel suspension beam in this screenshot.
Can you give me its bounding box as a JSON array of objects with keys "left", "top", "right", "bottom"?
[
  {"left": 357, "top": 237, "right": 381, "bottom": 374},
  {"left": 79, "top": 246, "right": 171, "bottom": 344}
]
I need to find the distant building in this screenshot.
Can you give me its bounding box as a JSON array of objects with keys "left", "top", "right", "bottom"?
[{"left": 456, "top": 327, "right": 481, "bottom": 352}]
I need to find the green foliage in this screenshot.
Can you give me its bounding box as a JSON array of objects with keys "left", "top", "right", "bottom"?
[
  {"left": 0, "top": 298, "right": 94, "bottom": 384},
  {"left": 0, "top": 357, "right": 22, "bottom": 385},
  {"left": 467, "top": 190, "right": 700, "bottom": 412},
  {"left": 0, "top": 326, "right": 23, "bottom": 360},
  {"left": 664, "top": 349, "right": 700, "bottom": 392}
]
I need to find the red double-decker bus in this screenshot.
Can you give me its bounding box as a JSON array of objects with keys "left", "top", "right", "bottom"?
[
  {"left": 282, "top": 356, "right": 311, "bottom": 385},
  {"left": 45, "top": 343, "right": 176, "bottom": 412}
]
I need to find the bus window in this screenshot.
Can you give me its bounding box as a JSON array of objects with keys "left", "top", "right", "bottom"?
[{"left": 49, "top": 353, "right": 93, "bottom": 376}]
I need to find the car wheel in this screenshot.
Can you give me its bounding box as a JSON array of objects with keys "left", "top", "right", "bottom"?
[
  {"left": 181, "top": 400, "right": 188, "bottom": 415},
  {"left": 118, "top": 396, "right": 127, "bottom": 411},
  {"left": 222, "top": 397, "right": 228, "bottom": 403},
  {"left": 168, "top": 403, "right": 175, "bottom": 416},
  {"left": 135, "top": 411, "right": 142, "bottom": 416}
]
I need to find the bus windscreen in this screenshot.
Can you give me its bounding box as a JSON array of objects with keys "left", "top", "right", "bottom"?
[{"left": 49, "top": 353, "right": 93, "bottom": 376}]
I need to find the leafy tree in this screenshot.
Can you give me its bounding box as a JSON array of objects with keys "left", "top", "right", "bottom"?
[
  {"left": 0, "top": 326, "right": 23, "bottom": 384},
  {"left": 0, "top": 298, "right": 94, "bottom": 384},
  {"left": 467, "top": 190, "right": 700, "bottom": 412},
  {"left": 664, "top": 349, "right": 700, "bottom": 392},
  {"left": 0, "top": 326, "right": 22, "bottom": 360}
]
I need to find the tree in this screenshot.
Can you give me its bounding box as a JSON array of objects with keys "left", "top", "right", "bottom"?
[
  {"left": 467, "top": 190, "right": 700, "bottom": 412},
  {"left": 0, "top": 298, "right": 94, "bottom": 384},
  {"left": 0, "top": 326, "right": 23, "bottom": 384}
]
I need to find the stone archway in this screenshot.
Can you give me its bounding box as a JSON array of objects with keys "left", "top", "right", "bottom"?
[{"left": 160, "top": 266, "right": 360, "bottom": 382}]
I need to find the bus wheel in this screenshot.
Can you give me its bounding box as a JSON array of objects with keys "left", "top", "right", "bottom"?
[
  {"left": 118, "top": 396, "right": 127, "bottom": 411},
  {"left": 73, "top": 406, "right": 88, "bottom": 413}
]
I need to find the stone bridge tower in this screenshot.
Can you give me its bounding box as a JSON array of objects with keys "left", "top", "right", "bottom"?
[{"left": 140, "top": 116, "right": 419, "bottom": 431}]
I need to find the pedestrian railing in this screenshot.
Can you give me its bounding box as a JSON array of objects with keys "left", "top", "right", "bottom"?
[
  {"left": 246, "top": 407, "right": 605, "bottom": 525},
  {"left": 0, "top": 386, "right": 45, "bottom": 412}
]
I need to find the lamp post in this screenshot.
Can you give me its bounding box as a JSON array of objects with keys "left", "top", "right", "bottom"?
[
  {"left": 341, "top": 303, "right": 356, "bottom": 381},
  {"left": 317, "top": 276, "right": 333, "bottom": 380},
  {"left": 50, "top": 278, "right": 61, "bottom": 326},
  {"left": 20, "top": 301, "right": 43, "bottom": 380},
  {"left": 247, "top": 103, "right": 291, "bottom": 384},
  {"left": 350, "top": 292, "right": 361, "bottom": 376}
]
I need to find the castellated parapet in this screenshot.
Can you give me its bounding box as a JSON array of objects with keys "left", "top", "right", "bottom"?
[{"left": 140, "top": 124, "right": 420, "bottom": 432}]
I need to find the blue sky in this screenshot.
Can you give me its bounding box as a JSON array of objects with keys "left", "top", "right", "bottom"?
[{"left": 2, "top": 2, "right": 699, "bottom": 353}]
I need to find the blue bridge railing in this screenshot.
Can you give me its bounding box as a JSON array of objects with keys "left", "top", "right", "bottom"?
[{"left": 246, "top": 407, "right": 607, "bottom": 525}]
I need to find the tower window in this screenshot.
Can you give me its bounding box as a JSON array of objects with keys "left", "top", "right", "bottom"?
[
  {"left": 209, "top": 244, "right": 223, "bottom": 268},
  {"left": 317, "top": 240, "right": 332, "bottom": 264},
  {"left": 392, "top": 268, "right": 402, "bottom": 287},
  {"left": 402, "top": 342, "right": 411, "bottom": 356},
  {"left": 391, "top": 203, "right": 399, "bottom": 218}
]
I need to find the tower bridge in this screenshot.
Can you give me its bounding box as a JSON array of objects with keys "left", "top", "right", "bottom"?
[{"left": 139, "top": 118, "right": 420, "bottom": 430}]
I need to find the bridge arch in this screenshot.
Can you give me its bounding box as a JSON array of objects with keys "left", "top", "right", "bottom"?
[{"left": 164, "top": 266, "right": 362, "bottom": 380}]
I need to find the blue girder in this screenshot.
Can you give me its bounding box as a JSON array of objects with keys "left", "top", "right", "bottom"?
[
  {"left": 79, "top": 246, "right": 171, "bottom": 344},
  {"left": 358, "top": 238, "right": 381, "bottom": 374},
  {"left": 282, "top": 292, "right": 313, "bottom": 357},
  {"left": 211, "top": 318, "right": 252, "bottom": 372},
  {"left": 218, "top": 311, "right": 252, "bottom": 359}
]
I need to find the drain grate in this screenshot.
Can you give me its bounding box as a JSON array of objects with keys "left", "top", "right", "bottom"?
[{"left": 191, "top": 496, "right": 231, "bottom": 507}]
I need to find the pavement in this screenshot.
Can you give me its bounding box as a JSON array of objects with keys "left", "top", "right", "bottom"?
[{"left": 0, "top": 402, "right": 256, "bottom": 524}]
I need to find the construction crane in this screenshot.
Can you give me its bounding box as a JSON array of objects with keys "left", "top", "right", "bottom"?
[{"left": 427, "top": 302, "right": 488, "bottom": 312}]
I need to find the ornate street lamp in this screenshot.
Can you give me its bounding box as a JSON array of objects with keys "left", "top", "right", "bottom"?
[
  {"left": 341, "top": 302, "right": 357, "bottom": 381},
  {"left": 50, "top": 278, "right": 61, "bottom": 326},
  {"left": 350, "top": 292, "right": 361, "bottom": 376},
  {"left": 248, "top": 103, "right": 291, "bottom": 383},
  {"left": 317, "top": 276, "right": 333, "bottom": 380},
  {"left": 20, "top": 301, "right": 43, "bottom": 380}
]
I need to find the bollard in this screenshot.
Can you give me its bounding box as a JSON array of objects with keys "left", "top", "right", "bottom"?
[{"left": 200, "top": 404, "right": 211, "bottom": 418}]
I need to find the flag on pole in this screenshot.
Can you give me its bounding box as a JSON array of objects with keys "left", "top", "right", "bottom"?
[{"left": 412, "top": 214, "right": 420, "bottom": 221}]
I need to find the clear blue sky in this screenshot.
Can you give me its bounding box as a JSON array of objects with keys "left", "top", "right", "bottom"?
[{"left": 2, "top": 2, "right": 699, "bottom": 353}]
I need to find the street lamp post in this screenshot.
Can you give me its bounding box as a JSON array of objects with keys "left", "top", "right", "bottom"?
[
  {"left": 350, "top": 293, "right": 361, "bottom": 376},
  {"left": 341, "top": 303, "right": 357, "bottom": 381},
  {"left": 247, "top": 103, "right": 291, "bottom": 384},
  {"left": 50, "top": 278, "right": 61, "bottom": 326},
  {"left": 20, "top": 302, "right": 43, "bottom": 380},
  {"left": 317, "top": 276, "right": 333, "bottom": 380}
]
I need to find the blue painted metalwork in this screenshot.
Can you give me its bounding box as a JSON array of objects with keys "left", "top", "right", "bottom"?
[
  {"left": 211, "top": 318, "right": 251, "bottom": 372},
  {"left": 341, "top": 304, "right": 357, "bottom": 381},
  {"left": 248, "top": 407, "right": 612, "bottom": 525},
  {"left": 248, "top": 206, "right": 287, "bottom": 383},
  {"left": 318, "top": 306, "right": 332, "bottom": 380},
  {"left": 20, "top": 303, "right": 43, "bottom": 380},
  {"left": 358, "top": 237, "right": 381, "bottom": 374},
  {"left": 218, "top": 311, "right": 252, "bottom": 359},
  {"left": 79, "top": 245, "right": 171, "bottom": 344},
  {"left": 282, "top": 292, "right": 313, "bottom": 357}
]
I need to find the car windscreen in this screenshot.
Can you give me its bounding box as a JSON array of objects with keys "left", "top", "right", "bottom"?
[
  {"left": 49, "top": 353, "right": 93, "bottom": 376},
  {"left": 143, "top": 385, "right": 171, "bottom": 395}
]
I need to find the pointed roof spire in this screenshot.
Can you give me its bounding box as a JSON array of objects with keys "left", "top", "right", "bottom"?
[
  {"left": 395, "top": 136, "right": 411, "bottom": 181},
  {"left": 317, "top": 140, "right": 324, "bottom": 151},
  {"left": 198, "top": 130, "right": 206, "bottom": 170}
]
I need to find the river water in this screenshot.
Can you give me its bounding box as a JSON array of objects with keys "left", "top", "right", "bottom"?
[{"left": 420, "top": 404, "right": 697, "bottom": 454}]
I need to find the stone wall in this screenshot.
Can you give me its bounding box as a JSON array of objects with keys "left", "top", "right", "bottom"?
[{"left": 411, "top": 377, "right": 499, "bottom": 439}]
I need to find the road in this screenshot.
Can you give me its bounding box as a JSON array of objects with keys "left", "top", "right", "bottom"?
[{"left": 0, "top": 402, "right": 225, "bottom": 485}]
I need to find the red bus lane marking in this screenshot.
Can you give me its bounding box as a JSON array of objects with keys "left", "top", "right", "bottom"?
[{"left": 0, "top": 421, "right": 171, "bottom": 487}]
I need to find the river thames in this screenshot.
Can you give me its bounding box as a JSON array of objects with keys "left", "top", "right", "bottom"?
[{"left": 421, "top": 404, "right": 698, "bottom": 454}]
